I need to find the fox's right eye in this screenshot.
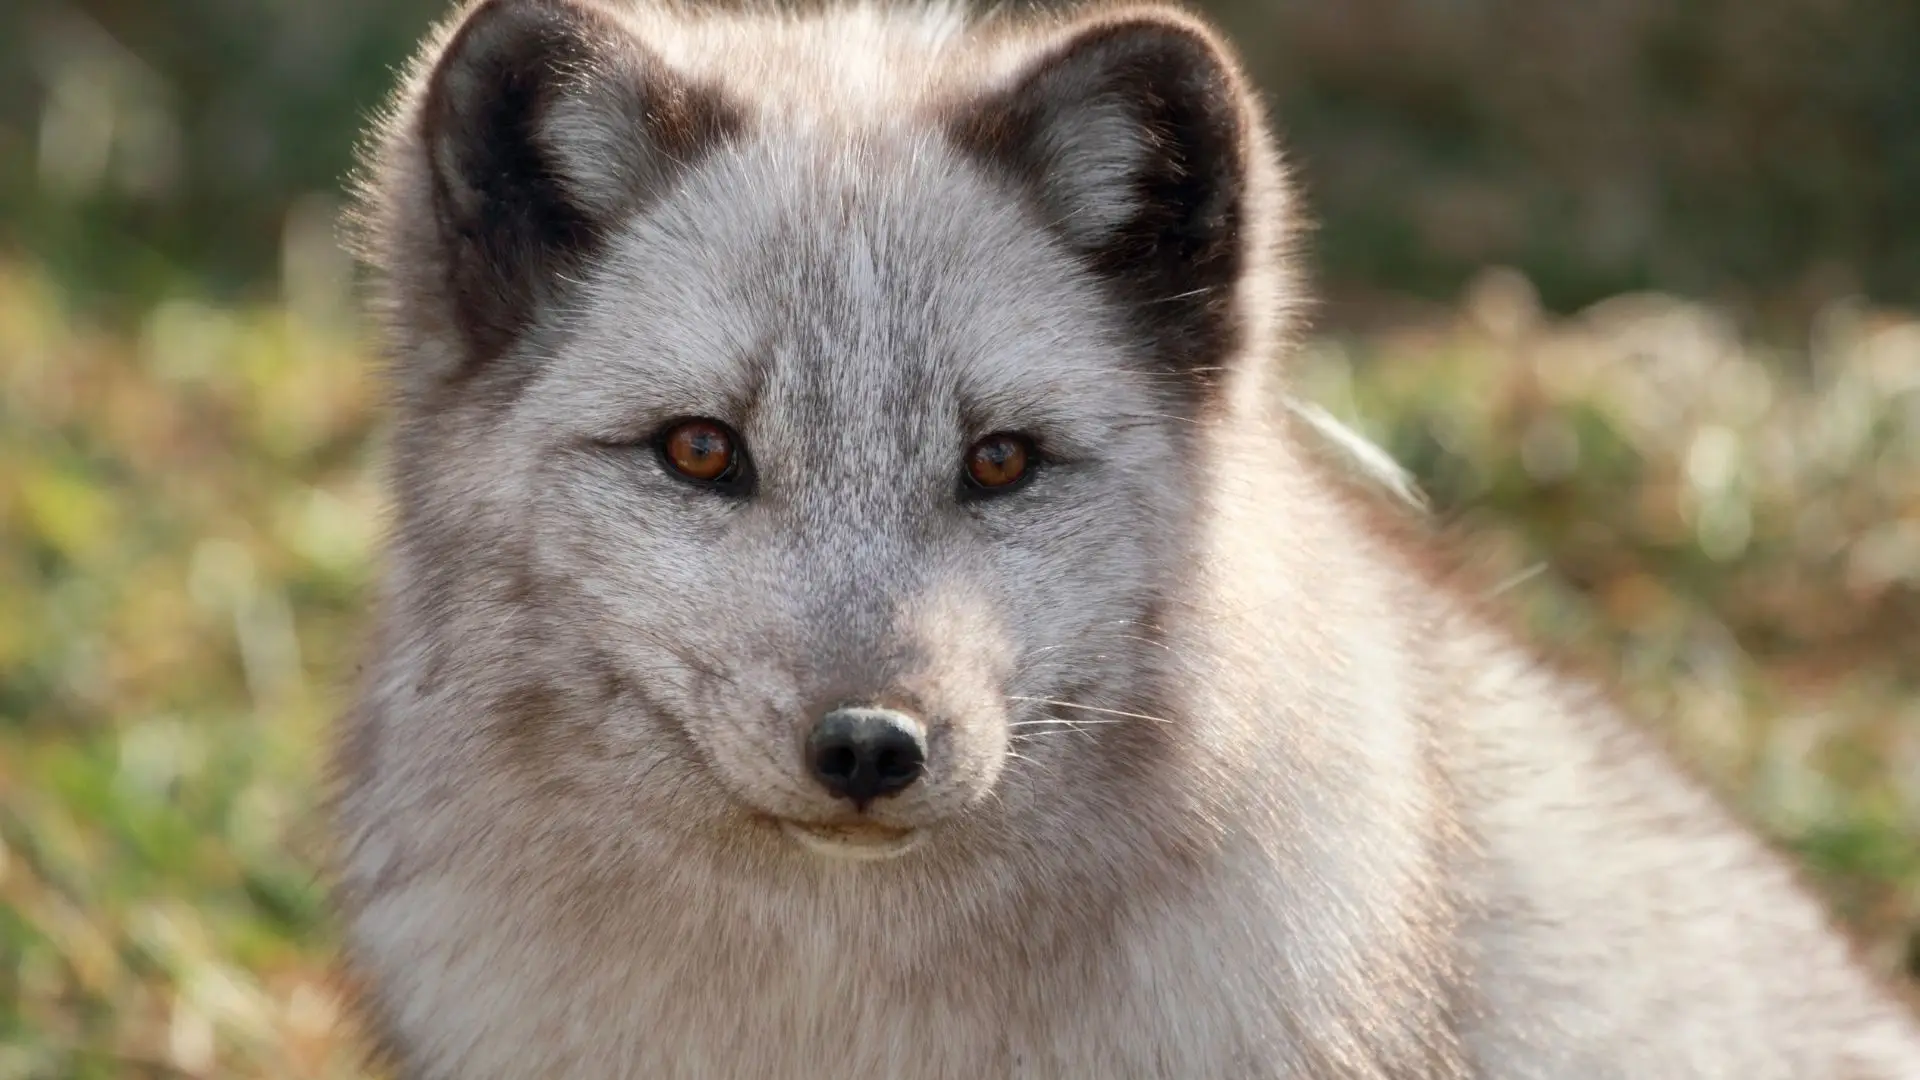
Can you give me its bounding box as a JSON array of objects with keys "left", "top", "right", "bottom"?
[{"left": 655, "top": 418, "right": 750, "bottom": 491}]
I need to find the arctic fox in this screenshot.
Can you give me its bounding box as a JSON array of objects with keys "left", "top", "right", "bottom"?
[{"left": 331, "top": 0, "right": 1920, "bottom": 1076}]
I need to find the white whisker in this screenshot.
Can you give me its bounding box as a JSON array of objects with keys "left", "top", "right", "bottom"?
[{"left": 1008, "top": 696, "right": 1173, "bottom": 725}]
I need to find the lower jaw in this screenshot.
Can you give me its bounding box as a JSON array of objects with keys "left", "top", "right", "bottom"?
[{"left": 778, "top": 820, "right": 926, "bottom": 862}]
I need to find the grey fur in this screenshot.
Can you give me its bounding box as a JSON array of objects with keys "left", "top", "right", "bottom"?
[{"left": 332, "top": 1, "right": 1920, "bottom": 1076}]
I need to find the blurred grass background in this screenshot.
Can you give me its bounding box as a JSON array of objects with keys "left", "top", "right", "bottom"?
[{"left": 1, "top": 0, "right": 1917, "bottom": 1076}]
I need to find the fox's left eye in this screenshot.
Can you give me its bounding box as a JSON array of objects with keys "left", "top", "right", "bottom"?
[
  {"left": 962, "top": 433, "right": 1035, "bottom": 494},
  {"left": 656, "top": 418, "right": 749, "bottom": 491}
]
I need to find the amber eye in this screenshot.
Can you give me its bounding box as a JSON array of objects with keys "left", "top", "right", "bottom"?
[
  {"left": 963, "top": 433, "right": 1034, "bottom": 492},
  {"left": 659, "top": 419, "right": 741, "bottom": 484}
]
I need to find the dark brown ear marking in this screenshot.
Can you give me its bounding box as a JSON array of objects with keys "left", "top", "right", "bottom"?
[
  {"left": 421, "top": 0, "right": 741, "bottom": 375},
  {"left": 948, "top": 15, "right": 1250, "bottom": 397}
]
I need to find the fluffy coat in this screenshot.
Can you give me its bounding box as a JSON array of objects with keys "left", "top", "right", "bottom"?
[{"left": 332, "top": 0, "right": 1920, "bottom": 1075}]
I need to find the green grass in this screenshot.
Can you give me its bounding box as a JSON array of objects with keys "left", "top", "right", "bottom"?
[
  {"left": 2, "top": 258, "right": 1916, "bottom": 1076},
  {"left": 1, "top": 261, "right": 379, "bottom": 1078}
]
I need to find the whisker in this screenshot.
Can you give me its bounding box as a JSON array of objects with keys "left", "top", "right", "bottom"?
[
  {"left": 1008, "top": 697, "right": 1174, "bottom": 725},
  {"left": 1011, "top": 729, "right": 1105, "bottom": 745}
]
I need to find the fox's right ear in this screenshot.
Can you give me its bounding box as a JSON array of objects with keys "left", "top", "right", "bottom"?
[{"left": 379, "top": 0, "right": 741, "bottom": 379}]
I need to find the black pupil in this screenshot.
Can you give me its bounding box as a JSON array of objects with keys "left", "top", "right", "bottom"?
[
  {"left": 979, "top": 441, "right": 1015, "bottom": 476},
  {"left": 686, "top": 431, "right": 725, "bottom": 463}
]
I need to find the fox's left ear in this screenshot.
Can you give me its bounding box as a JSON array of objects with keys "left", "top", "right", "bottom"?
[{"left": 948, "top": 10, "right": 1255, "bottom": 386}]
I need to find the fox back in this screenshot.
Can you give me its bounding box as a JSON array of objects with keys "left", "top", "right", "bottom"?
[{"left": 332, "top": 1, "right": 1920, "bottom": 1077}]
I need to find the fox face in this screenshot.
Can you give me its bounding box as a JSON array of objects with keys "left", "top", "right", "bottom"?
[{"left": 357, "top": 0, "right": 1278, "bottom": 865}]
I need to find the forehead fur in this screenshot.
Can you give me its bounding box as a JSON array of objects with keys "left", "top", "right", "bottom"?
[
  {"left": 542, "top": 130, "right": 1155, "bottom": 444},
  {"left": 581, "top": 2, "right": 1001, "bottom": 111}
]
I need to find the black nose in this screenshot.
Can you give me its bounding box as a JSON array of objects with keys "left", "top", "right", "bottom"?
[{"left": 806, "top": 707, "right": 927, "bottom": 806}]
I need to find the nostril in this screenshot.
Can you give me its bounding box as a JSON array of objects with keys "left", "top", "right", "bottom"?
[
  {"left": 817, "top": 745, "right": 859, "bottom": 785},
  {"left": 875, "top": 747, "right": 910, "bottom": 784},
  {"left": 806, "top": 707, "right": 928, "bottom": 806}
]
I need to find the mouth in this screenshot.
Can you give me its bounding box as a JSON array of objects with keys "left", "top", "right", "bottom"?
[{"left": 778, "top": 819, "right": 926, "bottom": 862}]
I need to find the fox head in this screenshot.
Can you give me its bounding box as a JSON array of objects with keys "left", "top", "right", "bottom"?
[{"left": 345, "top": 0, "right": 1303, "bottom": 870}]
